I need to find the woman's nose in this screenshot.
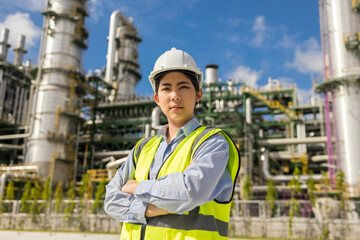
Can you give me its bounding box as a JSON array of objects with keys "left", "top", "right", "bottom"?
[{"left": 171, "top": 92, "right": 181, "bottom": 101}]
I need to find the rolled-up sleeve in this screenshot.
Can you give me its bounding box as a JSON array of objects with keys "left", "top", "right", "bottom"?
[
  {"left": 134, "top": 134, "right": 233, "bottom": 214},
  {"left": 104, "top": 148, "right": 148, "bottom": 224}
]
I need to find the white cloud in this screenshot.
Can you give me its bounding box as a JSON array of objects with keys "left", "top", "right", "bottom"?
[
  {"left": 251, "top": 16, "right": 268, "bottom": 47},
  {"left": 88, "top": 0, "right": 104, "bottom": 22},
  {"left": 285, "top": 38, "right": 323, "bottom": 74},
  {"left": 0, "top": 12, "right": 41, "bottom": 49},
  {"left": 275, "top": 33, "right": 296, "bottom": 49},
  {"left": 227, "top": 65, "right": 262, "bottom": 87}
]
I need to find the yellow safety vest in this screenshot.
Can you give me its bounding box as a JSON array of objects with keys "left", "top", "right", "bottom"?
[{"left": 120, "top": 126, "right": 240, "bottom": 240}]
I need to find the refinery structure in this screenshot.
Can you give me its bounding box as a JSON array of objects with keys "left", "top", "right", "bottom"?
[{"left": 0, "top": 0, "right": 360, "bottom": 238}]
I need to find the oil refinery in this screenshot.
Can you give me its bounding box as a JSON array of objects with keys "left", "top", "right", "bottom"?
[{"left": 0, "top": 0, "right": 360, "bottom": 239}]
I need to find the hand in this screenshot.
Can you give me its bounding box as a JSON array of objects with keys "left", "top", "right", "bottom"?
[
  {"left": 121, "top": 180, "right": 140, "bottom": 195},
  {"left": 145, "top": 204, "right": 169, "bottom": 217}
]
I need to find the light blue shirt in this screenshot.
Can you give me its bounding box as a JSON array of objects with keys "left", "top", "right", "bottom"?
[{"left": 104, "top": 118, "right": 233, "bottom": 224}]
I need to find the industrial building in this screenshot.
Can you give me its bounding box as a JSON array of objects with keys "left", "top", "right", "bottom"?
[{"left": 0, "top": 0, "right": 359, "bottom": 206}]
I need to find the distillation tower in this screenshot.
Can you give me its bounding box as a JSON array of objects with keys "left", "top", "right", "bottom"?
[
  {"left": 318, "top": 0, "right": 360, "bottom": 195},
  {"left": 25, "top": 0, "right": 89, "bottom": 183},
  {"left": 105, "top": 11, "right": 142, "bottom": 101}
]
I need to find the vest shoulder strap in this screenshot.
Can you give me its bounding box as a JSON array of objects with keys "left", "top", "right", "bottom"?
[
  {"left": 191, "top": 127, "right": 218, "bottom": 155},
  {"left": 133, "top": 136, "right": 156, "bottom": 167}
]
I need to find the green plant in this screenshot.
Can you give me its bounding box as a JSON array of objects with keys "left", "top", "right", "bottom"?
[
  {"left": 287, "top": 167, "right": 301, "bottom": 237},
  {"left": 242, "top": 175, "right": 252, "bottom": 236},
  {"left": 1, "top": 181, "right": 15, "bottom": 218},
  {"left": 336, "top": 170, "right": 346, "bottom": 215},
  {"left": 265, "top": 178, "right": 278, "bottom": 217},
  {"left": 40, "top": 177, "right": 52, "bottom": 213},
  {"left": 321, "top": 171, "right": 330, "bottom": 195},
  {"left": 29, "top": 182, "right": 41, "bottom": 222},
  {"left": 92, "top": 177, "right": 106, "bottom": 213},
  {"left": 78, "top": 174, "right": 89, "bottom": 229},
  {"left": 1, "top": 181, "right": 15, "bottom": 213},
  {"left": 318, "top": 171, "right": 331, "bottom": 240},
  {"left": 243, "top": 175, "right": 252, "bottom": 200},
  {"left": 54, "top": 182, "right": 63, "bottom": 213},
  {"left": 64, "top": 181, "right": 76, "bottom": 222},
  {"left": 20, "top": 182, "right": 32, "bottom": 213},
  {"left": 306, "top": 171, "right": 316, "bottom": 206},
  {"left": 5, "top": 181, "right": 15, "bottom": 200}
]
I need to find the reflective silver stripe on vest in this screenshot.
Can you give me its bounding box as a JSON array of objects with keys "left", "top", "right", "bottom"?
[
  {"left": 146, "top": 207, "right": 228, "bottom": 237},
  {"left": 134, "top": 136, "right": 157, "bottom": 166},
  {"left": 190, "top": 127, "right": 217, "bottom": 154}
]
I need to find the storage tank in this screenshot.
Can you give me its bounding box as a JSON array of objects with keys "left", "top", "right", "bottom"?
[
  {"left": 25, "top": 0, "right": 88, "bottom": 183},
  {"left": 205, "top": 64, "right": 219, "bottom": 85}
]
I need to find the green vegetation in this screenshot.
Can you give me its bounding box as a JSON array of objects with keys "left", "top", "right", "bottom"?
[
  {"left": 243, "top": 175, "right": 252, "bottom": 200},
  {"left": 287, "top": 167, "right": 301, "bottom": 237},
  {"left": 306, "top": 171, "right": 316, "bottom": 207},
  {"left": 29, "top": 182, "right": 41, "bottom": 222},
  {"left": 265, "top": 178, "right": 278, "bottom": 217},
  {"left": 5, "top": 181, "right": 15, "bottom": 201},
  {"left": 64, "top": 181, "right": 76, "bottom": 222},
  {"left": 20, "top": 182, "right": 31, "bottom": 213},
  {"left": 92, "top": 177, "right": 106, "bottom": 213},
  {"left": 54, "top": 182, "right": 64, "bottom": 213}
]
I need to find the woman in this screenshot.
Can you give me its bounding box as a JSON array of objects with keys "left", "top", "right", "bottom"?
[{"left": 105, "top": 47, "right": 240, "bottom": 240}]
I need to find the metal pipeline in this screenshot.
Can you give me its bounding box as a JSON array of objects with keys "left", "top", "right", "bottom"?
[
  {"left": 261, "top": 149, "right": 322, "bottom": 182},
  {"left": 246, "top": 97, "right": 252, "bottom": 124},
  {"left": 269, "top": 151, "right": 303, "bottom": 160},
  {"left": 312, "top": 155, "right": 332, "bottom": 162},
  {"left": 0, "top": 143, "right": 24, "bottom": 150},
  {"left": 151, "top": 106, "right": 162, "bottom": 130},
  {"left": 105, "top": 10, "right": 126, "bottom": 84},
  {"left": 0, "top": 166, "right": 39, "bottom": 198},
  {"left": 0, "top": 171, "right": 9, "bottom": 200},
  {"left": 0, "top": 165, "right": 39, "bottom": 172},
  {"left": 259, "top": 136, "right": 329, "bottom": 146},
  {"left": 106, "top": 157, "right": 127, "bottom": 170}
]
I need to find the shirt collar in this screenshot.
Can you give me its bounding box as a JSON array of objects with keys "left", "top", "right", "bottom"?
[{"left": 158, "top": 118, "right": 201, "bottom": 139}]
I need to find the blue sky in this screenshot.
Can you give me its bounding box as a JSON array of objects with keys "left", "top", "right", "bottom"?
[{"left": 0, "top": 0, "right": 323, "bottom": 105}]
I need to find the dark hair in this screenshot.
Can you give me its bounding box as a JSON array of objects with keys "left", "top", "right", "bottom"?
[{"left": 154, "top": 70, "right": 200, "bottom": 93}]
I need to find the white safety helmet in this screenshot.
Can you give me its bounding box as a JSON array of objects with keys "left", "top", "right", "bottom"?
[{"left": 149, "top": 47, "right": 203, "bottom": 92}]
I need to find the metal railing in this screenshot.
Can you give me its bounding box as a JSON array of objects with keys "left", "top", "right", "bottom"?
[{"left": 1, "top": 199, "right": 359, "bottom": 221}]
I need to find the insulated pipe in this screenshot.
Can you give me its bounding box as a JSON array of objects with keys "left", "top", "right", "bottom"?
[
  {"left": 261, "top": 149, "right": 322, "bottom": 182},
  {"left": 105, "top": 11, "right": 125, "bottom": 84},
  {"left": 0, "top": 171, "right": 9, "bottom": 200},
  {"left": 145, "top": 123, "right": 151, "bottom": 138},
  {"left": 0, "top": 165, "right": 39, "bottom": 172},
  {"left": 259, "top": 136, "right": 329, "bottom": 146},
  {"left": 312, "top": 155, "right": 333, "bottom": 162},
  {"left": 0, "top": 143, "right": 24, "bottom": 150},
  {"left": 93, "top": 150, "right": 130, "bottom": 158},
  {"left": 245, "top": 98, "right": 252, "bottom": 124},
  {"left": 106, "top": 157, "right": 127, "bottom": 170},
  {"left": 269, "top": 151, "right": 303, "bottom": 160},
  {"left": 151, "top": 106, "right": 162, "bottom": 130}
]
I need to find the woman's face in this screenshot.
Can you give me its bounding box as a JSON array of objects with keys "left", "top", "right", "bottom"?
[{"left": 154, "top": 72, "right": 203, "bottom": 127}]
